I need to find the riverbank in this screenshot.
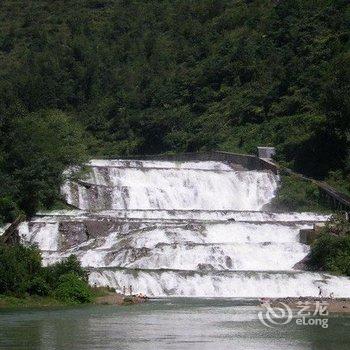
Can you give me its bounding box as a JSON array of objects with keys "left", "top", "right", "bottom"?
[
  {"left": 94, "top": 292, "right": 149, "bottom": 306},
  {"left": 0, "top": 294, "right": 66, "bottom": 308},
  {"left": 0, "top": 286, "right": 110, "bottom": 309},
  {"left": 0, "top": 289, "right": 148, "bottom": 309},
  {"left": 269, "top": 297, "right": 350, "bottom": 314}
]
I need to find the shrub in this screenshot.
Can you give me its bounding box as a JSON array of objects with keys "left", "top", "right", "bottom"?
[
  {"left": 27, "top": 276, "right": 50, "bottom": 296},
  {"left": 326, "top": 170, "right": 350, "bottom": 197},
  {"left": 268, "top": 173, "right": 330, "bottom": 212},
  {"left": 309, "top": 215, "right": 350, "bottom": 276},
  {"left": 327, "top": 251, "right": 350, "bottom": 276},
  {"left": 0, "top": 246, "right": 92, "bottom": 302},
  {"left": 0, "top": 244, "right": 42, "bottom": 296},
  {"left": 42, "top": 255, "right": 88, "bottom": 289},
  {"left": 54, "top": 273, "right": 92, "bottom": 304}
]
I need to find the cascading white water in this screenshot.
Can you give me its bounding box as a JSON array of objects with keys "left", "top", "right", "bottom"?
[
  {"left": 61, "top": 161, "right": 278, "bottom": 211},
  {"left": 20, "top": 159, "right": 350, "bottom": 297},
  {"left": 33, "top": 209, "right": 330, "bottom": 223},
  {"left": 19, "top": 221, "right": 59, "bottom": 251},
  {"left": 88, "top": 269, "right": 350, "bottom": 298}
]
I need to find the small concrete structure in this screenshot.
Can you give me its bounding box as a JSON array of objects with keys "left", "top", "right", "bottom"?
[
  {"left": 299, "top": 223, "right": 325, "bottom": 245},
  {"left": 257, "top": 147, "right": 276, "bottom": 159}
]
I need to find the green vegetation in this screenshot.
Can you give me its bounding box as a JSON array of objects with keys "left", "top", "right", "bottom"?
[
  {"left": 0, "top": 244, "right": 93, "bottom": 306},
  {"left": 54, "top": 273, "right": 93, "bottom": 303},
  {"left": 268, "top": 173, "right": 331, "bottom": 212},
  {"left": 327, "top": 170, "right": 350, "bottom": 197},
  {"left": 0, "top": 294, "right": 66, "bottom": 308},
  {"left": 0, "top": 0, "right": 349, "bottom": 220},
  {"left": 0, "top": 110, "right": 87, "bottom": 221},
  {"left": 309, "top": 215, "right": 350, "bottom": 276}
]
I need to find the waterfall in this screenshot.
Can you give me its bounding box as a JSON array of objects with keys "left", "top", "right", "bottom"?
[
  {"left": 88, "top": 269, "right": 350, "bottom": 298},
  {"left": 61, "top": 161, "right": 278, "bottom": 211},
  {"left": 20, "top": 159, "right": 350, "bottom": 297}
]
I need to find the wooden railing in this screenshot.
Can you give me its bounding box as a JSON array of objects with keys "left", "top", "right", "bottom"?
[
  {"left": 316, "top": 181, "right": 350, "bottom": 212},
  {"left": 276, "top": 165, "right": 350, "bottom": 212}
]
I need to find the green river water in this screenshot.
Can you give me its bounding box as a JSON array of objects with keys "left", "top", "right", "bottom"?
[{"left": 0, "top": 298, "right": 349, "bottom": 350}]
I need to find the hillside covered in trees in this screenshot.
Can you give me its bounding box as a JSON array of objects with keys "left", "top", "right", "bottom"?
[{"left": 0, "top": 0, "right": 349, "bottom": 220}]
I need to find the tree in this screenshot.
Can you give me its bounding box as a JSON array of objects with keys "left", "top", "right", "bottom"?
[
  {"left": 43, "top": 255, "right": 88, "bottom": 289},
  {"left": 1, "top": 110, "right": 87, "bottom": 217},
  {"left": 0, "top": 244, "right": 42, "bottom": 296},
  {"left": 54, "top": 273, "right": 93, "bottom": 304}
]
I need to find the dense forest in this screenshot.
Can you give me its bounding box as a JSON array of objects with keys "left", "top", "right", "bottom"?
[{"left": 0, "top": 0, "right": 349, "bottom": 221}]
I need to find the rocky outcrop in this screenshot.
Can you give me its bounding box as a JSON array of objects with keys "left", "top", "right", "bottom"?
[
  {"left": 0, "top": 216, "right": 24, "bottom": 245},
  {"left": 94, "top": 292, "right": 148, "bottom": 305}
]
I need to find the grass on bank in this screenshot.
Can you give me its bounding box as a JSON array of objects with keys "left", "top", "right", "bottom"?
[
  {"left": 0, "top": 294, "right": 65, "bottom": 308},
  {"left": 0, "top": 287, "right": 114, "bottom": 309}
]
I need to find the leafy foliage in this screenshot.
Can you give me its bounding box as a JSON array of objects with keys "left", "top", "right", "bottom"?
[
  {"left": 27, "top": 276, "right": 50, "bottom": 296},
  {"left": 309, "top": 215, "right": 350, "bottom": 276},
  {"left": 222, "top": 114, "right": 348, "bottom": 179},
  {"left": 268, "top": 173, "right": 331, "bottom": 212},
  {"left": 0, "top": 244, "right": 42, "bottom": 296},
  {"left": 54, "top": 273, "right": 93, "bottom": 304},
  {"left": 0, "top": 244, "right": 92, "bottom": 302},
  {"left": 0, "top": 197, "right": 22, "bottom": 224},
  {"left": 43, "top": 255, "right": 88, "bottom": 289},
  {"left": 0, "top": 110, "right": 87, "bottom": 218}
]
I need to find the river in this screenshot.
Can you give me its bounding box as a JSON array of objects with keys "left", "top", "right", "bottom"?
[{"left": 1, "top": 299, "right": 349, "bottom": 350}]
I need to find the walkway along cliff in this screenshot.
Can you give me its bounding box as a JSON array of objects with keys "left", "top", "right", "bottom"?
[{"left": 17, "top": 151, "right": 350, "bottom": 298}]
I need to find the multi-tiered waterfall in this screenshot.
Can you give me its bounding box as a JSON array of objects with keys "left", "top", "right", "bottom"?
[{"left": 19, "top": 159, "right": 350, "bottom": 298}]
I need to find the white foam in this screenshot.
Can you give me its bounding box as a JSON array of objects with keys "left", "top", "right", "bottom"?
[
  {"left": 33, "top": 209, "right": 329, "bottom": 223},
  {"left": 89, "top": 269, "right": 350, "bottom": 298},
  {"left": 0, "top": 223, "right": 11, "bottom": 236},
  {"left": 88, "top": 160, "right": 232, "bottom": 170},
  {"left": 30, "top": 221, "right": 311, "bottom": 271},
  {"left": 104, "top": 243, "right": 309, "bottom": 271},
  {"left": 63, "top": 164, "right": 279, "bottom": 211},
  {"left": 19, "top": 221, "right": 59, "bottom": 251}
]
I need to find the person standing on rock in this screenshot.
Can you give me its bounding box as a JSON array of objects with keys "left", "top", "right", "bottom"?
[
  {"left": 129, "top": 285, "right": 133, "bottom": 296},
  {"left": 123, "top": 286, "right": 126, "bottom": 295}
]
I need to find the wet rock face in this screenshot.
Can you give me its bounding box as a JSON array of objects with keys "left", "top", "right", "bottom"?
[
  {"left": 197, "top": 263, "right": 215, "bottom": 271},
  {"left": 292, "top": 255, "right": 312, "bottom": 271},
  {"left": 225, "top": 256, "right": 233, "bottom": 269},
  {"left": 59, "top": 222, "right": 88, "bottom": 250},
  {"left": 57, "top": 219, "right": 143, "bottom": 250},
  {"left": 81, "top": 184, "right": 114, "bottom": 211},
  {"left": 62, "top": 181, "right": 115, "bottom": 210},
  {"left": 84, "top": 220, "right": 119, "bottom": 239}
]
